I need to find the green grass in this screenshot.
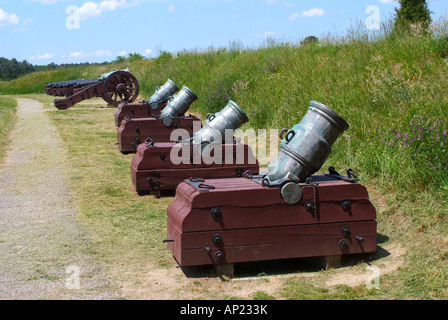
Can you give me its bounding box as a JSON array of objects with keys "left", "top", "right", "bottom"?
[
  {"left": 2, "top": 19, "right": 448, "bottom": 299},
  {"left": 0, "top": 96, "right": 17, "bottom": 161}
]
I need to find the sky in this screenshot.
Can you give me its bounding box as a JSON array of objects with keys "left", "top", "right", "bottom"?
[{"left": 0, "top": 0, "right": 447, "bottom": 65}]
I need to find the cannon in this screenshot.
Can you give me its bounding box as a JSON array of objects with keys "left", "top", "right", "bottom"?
[
  {"left": 45, "top": 78, "right": 100, "bottom": 97},
  {"left": 116, "top": 86, "right": 200, "bottom": 153},
  {"left": 114, "top": 79, "right": 179, "bottom": 127},
  {"left": 45, "top": 69, "right": 139, "bottom": 109},
  {"left": 130, "top": 100, "right": 259, "bottom": 196},
  {"left": 165, "top": 101, "right": 377, "bottom": 275}
]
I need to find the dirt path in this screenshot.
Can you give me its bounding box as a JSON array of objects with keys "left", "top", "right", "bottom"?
[{"left": 0, "top": 98, "right": 119, "bottom": 299}]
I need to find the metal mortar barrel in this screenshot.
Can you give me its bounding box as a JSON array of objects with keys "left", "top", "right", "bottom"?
[
  {"left": 192, "top": 100, "right": 249, "bottom": 145},
  {"left": 159, "top": 86, "right": 198, "bottom": 122},
  {"left": 148, "top": 79, "right": 179, "bottom": 103},
  {"left": 266, "top": 101, "right": 349, "bottom": 184}
]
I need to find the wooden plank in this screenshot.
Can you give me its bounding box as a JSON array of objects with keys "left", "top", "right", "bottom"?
[
  {"left": 131, "top": 142, "right": 258, "bottom": 171},
  {"left": 132, "top": 165, "right": 260, "bottom": 192},
  {"left": 114, "top": 102, "right": 167, "bottom": 126},
  {"left": 169, "top": 199, "right": 376, "bottom": 232},
  {"left": 167, "top": 221, "right": 377, "bottom": 266},
  {"left": 117, "top": 116, "right": 200, "bottom": 152},
  {"left": 177, "top": 221, "right": 377, "bottom": 249},
  {"left": 169, "top": 177, "right": 371, "bottom": 209}
]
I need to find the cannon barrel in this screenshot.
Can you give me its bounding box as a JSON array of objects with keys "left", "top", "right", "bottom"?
[
  {"left": 266, "top": 101, "right": 349, "bottom": 185},
  {"left": 192, "top": 100, "right": 249, "bottom": 146},
  {"left": 73, "top": 78, "right": 100, "bottom": 88},
  {"left": 99, "top": 68, "right": 129, "bottom": 80},
  {"left": 148, "top": 79, "right": 179, "bottom": 103},
  {"left": 50, "top": 80, "right": 79, "bottom": 88},
  {"left": 159, "top": 86, "right": 198, "bottom": 123}
]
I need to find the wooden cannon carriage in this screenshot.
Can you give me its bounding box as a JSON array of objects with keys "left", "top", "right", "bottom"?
[
  {"left": 131, "top": 140, "right": 259, "bottom": 196},
  {"left": 114, "top": 79, "right": 180, "bottom": 127},
  {"left": 164, "top": 101, "right": 378, "bottom": 275},
  {"left": 166, "top": 173, "right": 377, "bottom": 273},
  {"left": 45, "top": 69, "right": 139, "bottom": 110},
  {"left": 116, "top": 85, "right": 200, "bottom": 153},
  {"left": 117, "top": 115, "right": 200, "bottom": 154},
  {"left": 130, "top": 100, "right": 259, "bottom": 196}
]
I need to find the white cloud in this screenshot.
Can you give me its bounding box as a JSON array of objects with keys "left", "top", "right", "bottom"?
[
  {"left": 0, "top": 8, "right": 20, "bottom": 26},
  {"left": 100, "top": 0, "right": 127, "bottom": 11},
  {"left": 283, "top": 2, "right": 295, "bottom": 8},
  {"left": 29, "top": 53, "right": 55, "bottom": 60},
  {"left": 302, "top": 8, "right": 325, "bottom": 17},
  {"left": 289, "top": 12, "right": 301, "bottom": 20},
  {"left": 77, "top": 0, "right": 131, "bottom": 20},
  {"left": 70, "top": 51, "right": 84, "bottom": 58},
  {"left": 167, "top": 4, "right": 175, "bottom": 12},
  {"left": 143, "top": 49, "right": 152, "bottom": 56},
  {"left": 260, "top": 31, "right": 276, "bottom": 38},
  {"left": 93, "top": 49, "right": 112, "bottom": 57},
  {"left": 78, "top": 2, "right": 102, "bottom": 20},
  {"left": 290, "top": 8, "right": 325, "bottom": 20},
  {"left": 379, "top": 0, "right": 396, "bottom": 3},
  {"left": 117, "top": 50, "right": 127, "bottom": 56},
  {"left": 30, "top": 0, "right": 61, "bottom": 4},
  {"left": 69, "top": 50, "right": 112, "bottom": 58}
]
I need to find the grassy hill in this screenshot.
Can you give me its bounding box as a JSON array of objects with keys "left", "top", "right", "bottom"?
[
  {"left": 2, "top": 23, "right": 447, "bottom": 194},
  {"left": 1, "top": 20, "right": 447, "bottom": 299}
]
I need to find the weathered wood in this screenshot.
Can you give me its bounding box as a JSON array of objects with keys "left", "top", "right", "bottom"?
[
  {"left": 54, "top": 82, "right": 103, "bottom": 109},
  {"left": 132, "top": 142, "right": 258, "bottom": 170},
  {"left": 171, "top": 177, "right": 371, "bottom": 209},
  {"left": 131, "top": 143, "right": 259, "bottom": 192},
  {"left": 174, "top": 221, "right": 377, "bottom": 249},
  {"left": 165, "top": 175, "right": 378, "bottom": 267},
  {"left": 167, "top": 221, "right": 377, "bottom": 266},
  {"left": 116, "top": 116, "right": 200, "bottom": 153},
  {"left": 114, "top": 101, "right": 168, "bottom": 127},
  {"left": 168, "top": 200, "right": 376, "bottom": 233},
  {"left": 132, "top": 166, "right": 260, "bottom": 192}
]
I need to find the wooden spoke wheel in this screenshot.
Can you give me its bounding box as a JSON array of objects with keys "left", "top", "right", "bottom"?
[{"left": 102, "top": 71, "right": 140, "bottom": 106}]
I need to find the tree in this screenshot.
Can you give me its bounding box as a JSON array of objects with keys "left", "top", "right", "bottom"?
[
  {"left": 0, "top": 57, "right": 35, "bottom": 81},
  {"left": 300, "top": 36, "right": 319, "bottom": 46},
  {"left": 394, "top": 0, "right": 432, "bottom": 33}
]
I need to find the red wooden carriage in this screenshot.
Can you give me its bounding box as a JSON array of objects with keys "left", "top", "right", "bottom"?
[
  {"left": 116, "top": 115, "right": 200, "bottom": 153},
  {"left": 114, "top": 79, "right": 180, "bottom": 127},
  {"left": 114, "top": 101, "right": 168, "bottom": 127},
  {"left": 131, "top": 141, "right": 259, "bottom": 196},
  {"left": 166, "top": 173, "right": 377, "bottom": 273},
  {"left": 46, "top": 70, "right": 139, "bottom": 110},
  {"left": 164, "top": 101, "right": 378, "bottom": 276}
]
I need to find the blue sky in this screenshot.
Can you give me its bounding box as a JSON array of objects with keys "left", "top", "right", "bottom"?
[{"left": 1, "top": 0, "right": 447, "bottom": 65}]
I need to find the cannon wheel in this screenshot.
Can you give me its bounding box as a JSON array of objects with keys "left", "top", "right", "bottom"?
[{"left": 102, "top": 71, "right": 140, "bottom": 106}]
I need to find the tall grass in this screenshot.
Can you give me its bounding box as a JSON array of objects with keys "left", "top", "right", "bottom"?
[
  {"left": 2, "top": 18, "right": 447, "bottom": 210},
  {"left": 136, "top": 20, "right": 448, "bottom": 203},
  {"left": 0, "top": 96, "right": 17, "bottom": 161}
]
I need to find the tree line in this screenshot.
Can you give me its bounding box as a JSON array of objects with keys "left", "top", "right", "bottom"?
[
  {"left": 0, "top": 58, "right": 35, "bottom": 81},
  {"left": 0, "top": 57, "right": 110, "bottom": 81}
]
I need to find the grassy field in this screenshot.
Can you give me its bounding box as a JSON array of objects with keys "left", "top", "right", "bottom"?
[
  {"left": 39, "top": 95, "right": 445, "bottom": 300},
  {"left": 1, "top": 20, "right": 447, "bottom": 299},
  {"left": 0, "top": 97, "right": 17, "bottom": 162}
]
